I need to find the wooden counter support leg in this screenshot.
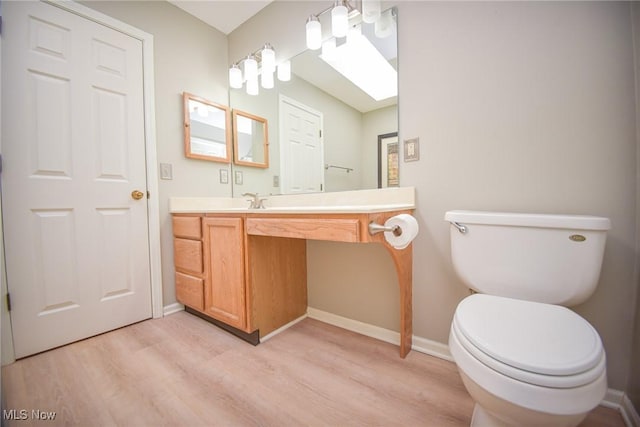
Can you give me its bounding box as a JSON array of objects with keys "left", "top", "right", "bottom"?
[{"left": 380, "top": 242, "right": 413, "bottom": 358}]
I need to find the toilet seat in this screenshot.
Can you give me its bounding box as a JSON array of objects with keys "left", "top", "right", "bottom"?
[{"left": 453, "top": 294, "right": 605, "bottom": 388}]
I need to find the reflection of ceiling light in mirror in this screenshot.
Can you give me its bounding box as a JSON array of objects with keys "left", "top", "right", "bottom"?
[
  {"left": 261, "top": 44, "right": 275, "bottom": 73},
  {"left": 331, "top": 1, "right": 348, "bottom": 38},
  {"left": 229, "top": 64, "right": 243, "bottom": 89},
  {"left": 320, "top": 29, "right": 397, "bottom": 101},
  {"left": 246, "top": 77, "right": 259, "bottom": 96},
  {"left": 362, "top": 0, "right": 381, "bottom": 24},
  {"left": 375, "top": 8, "right": 394, "bottom": 38},
  {"left": 261, "top": 69, "right": 274, "bottom": 89},
  {"left": 244, "top": 55, "right": 258, "bottom": 81},
  {"left": 277, "top": 60, "right": 291, "bottom": 81},
  {"left": 306, "top": 15, "right": 321, "bottom": 50}
]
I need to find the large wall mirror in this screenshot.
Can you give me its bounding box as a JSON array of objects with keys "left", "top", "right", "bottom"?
[
  {"left": 183, "top": 92, "right": 232, "bottom": 163},
  {"left": 229, "top": 7, "right": 398, "bottom": 196}
]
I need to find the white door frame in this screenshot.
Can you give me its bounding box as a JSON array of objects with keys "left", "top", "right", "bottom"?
[{"left": 0, "top": 0, "right": 162, "bottom": 364}]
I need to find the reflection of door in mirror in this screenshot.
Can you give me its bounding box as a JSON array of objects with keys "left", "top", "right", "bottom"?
[
  {"left": 232, "top": 109, "right": 269, "bottom": 168},
  {"left": 279, "top": 96, "right": 324, "bottom": 194},
  {"left": 183, "top": 92, "right": 231, "bottom": 163},
  {"left": 378, "top": 132, "right": 399, "bottom": 188}
]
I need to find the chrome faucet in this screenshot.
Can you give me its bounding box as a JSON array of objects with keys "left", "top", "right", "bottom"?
[{"left": 242, "top": 192, "right": 266, "bottom": 209}]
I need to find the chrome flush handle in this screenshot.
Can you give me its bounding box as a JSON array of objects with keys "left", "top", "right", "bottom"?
[{"left": 451, "top": 221, "right": 467, "bottom": 234}]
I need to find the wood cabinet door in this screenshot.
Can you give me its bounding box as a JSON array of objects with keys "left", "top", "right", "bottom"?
[{"left": 202, "top": 217, "right": 247, "bottom": 330}]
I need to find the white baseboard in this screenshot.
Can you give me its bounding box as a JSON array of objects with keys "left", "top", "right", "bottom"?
[
  {"left": 163, "top": 302, "right": 184, "bottom": 316},
  {"left": 307, "top": 307, "right": 452, "bottom": 361},
  {"left": 622, "top": 393, "right": 640, "bottom": 427},
  {"left": 306, "top": 307, "right": 638, "bottom": 427},
  {"left": 603, "top": 389, "right": 640, "bottom": 427},
  {"left": 260, "top": 314, "right": 308, "bottom": 343}
]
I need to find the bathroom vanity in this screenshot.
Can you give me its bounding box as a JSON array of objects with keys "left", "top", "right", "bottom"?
[{"left": 170, "top": 187, "right": 415, "bottom": 357}]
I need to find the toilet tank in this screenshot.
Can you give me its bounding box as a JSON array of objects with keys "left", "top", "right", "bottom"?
[{"left": 445, "top": 210, "right": 611, "bottom": 306}]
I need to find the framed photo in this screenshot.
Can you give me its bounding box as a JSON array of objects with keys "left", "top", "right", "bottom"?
[{"left": 378, "top": 132, "right": 399, "bottom": 188}]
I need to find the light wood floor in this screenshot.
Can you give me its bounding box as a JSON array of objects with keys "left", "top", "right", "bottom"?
[{"left": 2, "top": 312, "right": 627, "bottom": 426}]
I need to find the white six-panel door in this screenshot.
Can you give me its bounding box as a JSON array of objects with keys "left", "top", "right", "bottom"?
[
  {"left": 2, "top": 1, "right": 152, "bottom": 358},
  {"left": 279, "top": 96, "right": 324, "bottom": 194}
]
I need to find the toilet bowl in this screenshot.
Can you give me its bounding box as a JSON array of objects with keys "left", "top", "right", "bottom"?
[
  {"left": 444, "top": 210, "right": 611, "bottom": 427},
  {"left": 449, "top": 294, "right": 607, "bottom": 426}
]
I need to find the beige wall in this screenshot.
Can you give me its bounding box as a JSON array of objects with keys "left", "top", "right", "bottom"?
[
  {"left": 232, "top": 1, "right": 640, "bottom": 395},
  {"left": 400, "top": 1, "right": 637, "bottom": 392},
  {"left": 79, "top": 0, "right": 639, "bottom": 402},
  {"left": 362, "top": 105, "right": 398, "bottom": 189},
  {"left": 80, "top": 1, "right": 231, "bottom": 305}
]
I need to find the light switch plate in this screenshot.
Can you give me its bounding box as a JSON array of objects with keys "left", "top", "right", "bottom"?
[
  {"left": 404, "top": 138, "right": 420, "bottom": 162},
  {"left": 234, "top": 170, "right": 243, "bottom": 185},
  {"left": 160, "top": 163, "right": 173, "bottom": 179},
  {"left": 219, "top": 169, "right": 229, "bottom": 184}
]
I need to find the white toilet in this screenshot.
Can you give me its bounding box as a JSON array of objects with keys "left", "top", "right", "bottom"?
[{"left": 444, "top": 210, "right": 611, "bottom": 427}]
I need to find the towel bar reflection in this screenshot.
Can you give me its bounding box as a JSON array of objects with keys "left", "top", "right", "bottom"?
[
  {"left": 325, "top": 164, "right": 353, "bottom": 173},
  {"left": 369, "top": 222, "right": 402, "bottom": 237}
]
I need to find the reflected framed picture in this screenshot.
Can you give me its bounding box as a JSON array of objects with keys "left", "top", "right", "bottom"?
[{"left": 378, "top": 132, "right": 399, "bottom": 188}]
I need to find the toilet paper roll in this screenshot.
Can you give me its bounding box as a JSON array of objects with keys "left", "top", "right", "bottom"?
[{"left": 384, "top": 214, "right": 419, "bottom": 249}]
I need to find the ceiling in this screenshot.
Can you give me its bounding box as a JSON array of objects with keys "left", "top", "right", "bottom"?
[{"left": 168, "top": 0, "right": 273, "bottom": 35}]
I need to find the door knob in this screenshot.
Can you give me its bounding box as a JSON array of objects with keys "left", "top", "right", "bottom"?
[{"left": 131, "top": 190, "right": 145, "bottom": 200}]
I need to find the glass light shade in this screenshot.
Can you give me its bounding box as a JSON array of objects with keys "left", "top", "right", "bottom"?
[
  {"left": 306, "top": 16, "right": 321, "bottom": 50},
  {"left": 321, "top": 38, "right": 337, "bottom": 62},
  {"left": 246, "top": 76, "right": 259, "bottom": 96},
  {"left": 244, "top": 55, "right": 258, "bottom": 81},
  {"left": 261, "top": 70, "right": 274, "bottom": 89},
  {"left": 277, "top": 60, "right": 291, "bottom": 81},
  {"left": 229, "top": 65, "right": 243, "bottom": 89},
  {"left": 261, "top": 44, "right": 276, "bottom": 73},
  {"left": 361, "top": 0, "right": 381, "bottom": 24},
  {"left": 375, "top": 9, "right": 393, "bottom": 38},
  {"left": 331, "top": 3, "right": 348, "bottom": 38}
]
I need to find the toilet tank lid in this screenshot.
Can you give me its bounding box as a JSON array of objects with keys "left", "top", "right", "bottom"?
[{"left": 445, "top": 210, "right": 611, "bottom": 231}]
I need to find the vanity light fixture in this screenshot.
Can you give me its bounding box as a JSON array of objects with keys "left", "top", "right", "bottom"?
[
  {"left": 331, "top": 0, "right": 348, "bottom": 38},
  {"left": 306, "top": 15, "right": 322, "bottom": 50},
  {"left": 374, "top": 8, "right": 394, "bottom": 38},
  {"left": 228, "top": 43, "right": 289, "bottom": 95},
  {"left": 246, "top": 76, "right": 259, "bottom": 96},
  {"left": 243, "top": 54, "right": 258, "bottom": 81},
  {"left": 261, "top": 69, "right": 274, "bottom": 89},
  {"left": 304, "top": 0, "right": 392, "bottom": 47},
  {"left": 260, "top": 43, "right": 275, "bottom": 72},
  {"left": 306, "top": 1, "right": 354, "bottom": 50},
  {"left": 277, "top": 60, "right": 291, "bottom": 81},
  {"left": 228, "top": 64, "right": 243, "bottom": 89},
  {"left": 361, "top": 0, "right": 381, "bottom": 24}
]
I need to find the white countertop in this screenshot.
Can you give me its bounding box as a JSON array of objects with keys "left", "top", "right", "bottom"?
[{"left": 169, "top": 187, "right": 415, "bottom": 214}]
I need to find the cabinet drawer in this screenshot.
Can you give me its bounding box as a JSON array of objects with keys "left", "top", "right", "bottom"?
[
  {"left": 173, "top": 216, "right": 202, "bottom": 239},
  {"left": 174, "top": 238, "right": 203, "bottom": 274},
  {"left": 176, "top": 272, "right": 204, "bottom": 311},
  {"left": 246, "top": 218, "right": 360, "bottom": 242}
]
